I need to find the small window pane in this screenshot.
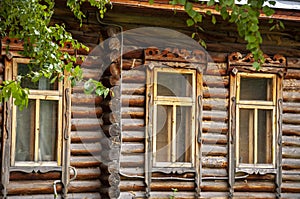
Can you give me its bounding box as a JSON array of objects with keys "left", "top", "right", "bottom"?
[
  {"left": 240, "top": 77, "right": 273, "bottom": 101},
  {"left": 176, "top": 106, "right": 192, "bottom": 162},
  {"left": 39, "top": 100, "right": 58, "bottom": 161},
  {"left": 15, "top": 100, "right": 36, "bottom": 161},
  {"left": 257, "top": 109, "right": 273, "bottom": 164},
  {"left": 18, "top": 63, "right": 58, "bottom": 90},
  {"left": 156, "top": 105, "right": 172, "bottom": 162},
  {"left": 157, "top": 72, "right": 192, "bottom": 97},
  {"left": 239, "top": 108, "right": 254, "bottom": 164}
]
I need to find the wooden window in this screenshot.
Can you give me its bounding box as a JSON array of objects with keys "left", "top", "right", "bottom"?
[
  {"left": 235, "top": 73, "right": 278, "bottom": 169},
  {"left": 150, "top": 67, "right": 196, "bottom": 168},
  {"left": 9, "top": 58, "right": 63, "bottom": 167}
]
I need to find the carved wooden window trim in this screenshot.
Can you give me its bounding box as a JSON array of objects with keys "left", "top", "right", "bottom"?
[
  {"left": 2, "top": 57, "right": 70, "bottom": 172},
  {"left": 234, "top": 73, "right": 278, "bottom": 172},
  {"left": 150, "top": 67, "right": 197, "bottom": 168}
]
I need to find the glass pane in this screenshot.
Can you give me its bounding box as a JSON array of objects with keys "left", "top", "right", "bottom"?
[
  {"left": 176, "top": 106, "right": 192, "bottom": 162},
  {"left": 239, "top": 108, "right": 254, "bottom": 164},
  {"left": 18, "top": 63, "right": 58, "bottom": 90},
  {"left": 156, "top": 105, "right": 172, "bottom": 162},
  {"left": 240, "top": 77, "right": 273, "bottom": 101},
  {"left": 15, "top": 100, "right": 36, "bottom": 161},
  {"left": 257, "top": 109, "right": 273, "bottom": 164},
  {"left": 157, "top": 71, "right": 193, "bottom": 97},
  {"left": 39, "top": 100, "right": 58, "bottom": 161}
]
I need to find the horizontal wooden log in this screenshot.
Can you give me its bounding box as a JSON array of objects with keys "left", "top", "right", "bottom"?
[
  {"left": 201, "top": 181, "right": 227, "bottom": 191},
  {"left": 283, "top": 113, "right": 300, "bottom": 125},
  {"left": 71, "top": 130, "right": 104, "bottom": 143},
  {"left": 234, "top": 181, "right": 275, "bottom": 192},
  {"left": 122, "top": 47, "right": 143, "bottom": 59},
  {"left": 203, "top": 75, "right": 229, "bottom": 88},
  {"left": 122, "top": 58, "right": 143, "bottom": 70},
  {"left": 283, "top": 170, "right": 300, "bottom": 181},
  {"left": 287, "top": 57, "right": 300, "bottom": 69},
  {"left": 282, "top": 135, "right": 300, "bottom": 147},
  {"left": 122, "top": 118, "right": 145, "bottom": 131},
  {"left": 203, "top": 98, "right": 228, "bottom": 111},
  {"left": 121, "top": 107, "right": 145, "bottom": 118},
  {"left": 203, "top": 87, "right": 229, "bottom": 99},
  {"left": 283, "top": 146, "right": 300, "bottom": 159},
  {"left": 285, "top": 69, "right": 300, "bottom": 80},
  {"left": 200, "top": 192, "right": 228, "bottom": 198},
  {"left": 120, "top": 191, "right": 145, "bottom": 199},
  {"left": 120, "top": 154, "right": 144, "bottom": 167},
  {"left": 202, "top": 121, "right": 228, "bottom": 134},
  {"left": 150, "top": 181, "right": 195, "bottom": 191},
  {"left": 119, "top": 180, "right": 145, "bottom": 191},
  {"left": 71, "top": 168, "right": 101, "bottom": 180},
  {"left": 122, "top": 69, "right": 146, "bottom": 83},
  {"left": 202, "top": 168, "right": 227, "bottom": 178},
  {"left": 71, "top": 93, "right": 103, "bottom": 106},
  {"left": 68, "top": 180, "right": 102, "bottom": 193},
  {"left": 202, "top": 156, "right": 228, "bottom": 168},
  {"left": 10, "top": 171, "right": 60, "bottom": 181},
  {"left": 122, "top": 83, "right": 145, "bottom": 95},
  {"left": 282, "top": 181, "right": 300, "bottom": 193},
  {"left": 282, "top": 124, "right": 300, "bottom": 136},
  {"left": 283, "top": 91, "right": 300, "bottom": 102},
  {"left": 233, "top": 192, "right": 276, "bottom": 198},
  {"left": 71, "top": 118, "right": 103, "bottom": 131},
  {"left": 202, "top": 133, "right": 228, "bottom": 145},
  {"left": 282, "top": 158, "right": 300, "bottom": 169},
  {"left": 202, "top": 144, "right": 227, "bottom": 156},
  {"left": 205, "top": 62, "right": 227, "bottom": 75},
  {"left": 202, "top": 110, "right": 228, "bottom": 122},
  {"left": 70, "top": 156, "right": 101, "bottom": 168},
  {"left": 122, "top": 95, "right": 145, "bottom": 107},
  {"left": 5, "top": 193, "right": 101, "bottom": 199},
  {"left": 122, "top": 130, "right": 145, "bottom": 142},
  {"left": 7, "top": 180, "right": 62, "bottom": 195},
  {"left": 71, "top": 143, "right": 102, "bottom": 155},
  {"left": 283, "top": 102, "right": 300, "bottom": 114},
  {"left": 149, "top": 191, "right": 195, "bottom": 198},
  {"left": 121, "top": 142, "right": 145, "bottom": 153},
  {"left": 71, "top": 106, "right": 103, "bottom": 118},
  {"left": 283, "top": 79, "right": 300, "bottom": 91},
  {"left": 81, "top": 68, "right": 103, "bottom": 80}
]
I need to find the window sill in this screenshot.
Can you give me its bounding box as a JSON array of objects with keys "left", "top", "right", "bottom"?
[
  {"left": 236, "top": 167, "right": 276, "bottom": 175},
  {"left": 9, "top": 166, "right": 62, "bottom": 173}
]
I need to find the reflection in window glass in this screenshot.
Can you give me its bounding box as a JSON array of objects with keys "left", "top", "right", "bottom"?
[
  {"left": 240, "top": 77, "right": 273, "bottom": 101},
  {"left": 15, "top": 100, "right": 36, "bottom": 161},
  {"left": 157, "top": 72, "right": 192, "bottom": 97},
  {"left": 39, "top": 100, "right": 58, "bottom": 161},
  {"left": 239, "top": 108, "right": 253, "bottom": 164}
]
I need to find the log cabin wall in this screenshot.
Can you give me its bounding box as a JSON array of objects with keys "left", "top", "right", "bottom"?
[{"left": 0, "top": 1, "right": 299, "bottom": 198}]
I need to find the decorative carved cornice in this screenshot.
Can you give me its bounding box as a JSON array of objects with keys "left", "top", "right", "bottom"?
[
  {"left": 228, "top": 52, "right": 287, "bottom": 75},
  {"left": 145, "top": 47, "right": 207, "bottom": 64}
]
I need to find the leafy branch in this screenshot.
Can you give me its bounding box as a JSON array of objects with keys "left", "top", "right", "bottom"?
[
  {"left": 0, "top": 0, "right": 110, "bottom": 108},
  {"left": 169, "top": 0, "right": 280, "bottom": 68}
]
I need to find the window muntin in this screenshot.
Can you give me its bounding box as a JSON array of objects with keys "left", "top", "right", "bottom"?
[
  {"left": 236, "top": 73, "right": 277, "bottom": 169},
  {"left": 10, "top": 58, "right": 63, "bottom": 167},
  {"left": 152, "top": 68, "right": 196, "bottom": 167}
]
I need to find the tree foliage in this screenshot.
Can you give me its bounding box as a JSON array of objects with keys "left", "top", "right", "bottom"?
[
  {"left": 0, "top": 0, "right": 109, "bottom": 109},
  {"left": 169, "top": 0, "right": 281, "bottom": 69}
]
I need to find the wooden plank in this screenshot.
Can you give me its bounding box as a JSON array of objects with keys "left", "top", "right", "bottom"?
[
  {"left": 202, "top": 157, "right": 228, "bottom": 168},
  {"left": 282, "top": 158, "right": 300, "bottom": 170},
  {"left": 121, "top": 107, "right": 145, "bottom": 118},
  {"left": 282, "top": 135, "right": 300, "bottom": 147},
  {"left": 122, "top": 95, "right": 145, "bottom": 107},
  {"left": 119, "top": 180, "right": 145, "bottom": 191},
  {"left": 71, "top": 93, "right": 103, "bottom": 106},
  {"left": 283, "top": 102, "right": 300, "bottom": 114},
  {"left": 203, "top": 75, "right": 229, "bottom": 88},
  {"left": 282, "top": 124, "right": 300, "bottom": 136},
  {"left": 71, "top": 118, "right": 103, "bottom": 131},
  {"left": 203, "top": 98, "right": 228, "bottom": 111},
  {"left": 121, "top": 118, "right": 145, "bottom": 130},
  {"left": 283, "top": 113, "right": 300, "bottom": 125},
  {"left": 71, "top": 106, "right": 103, "bottom": 118},
  {"left": 234, "top": 181, "right": 275, "bottom": 192},
  {"left": 202, "top": 168, "right": 227, "bottom": 177},
  {"left": 121, "top": 83, "right": 145, "bottom": 95},
  {"left": 202, "top": 133, "right": 228, "bottom": 144},
  {"left": 202, "top": 121, "right": 228, "bottom": 134},
  {"left": 71, "top": 143, "right": 102, "bottom": 155},
  {"left": 282, "top": 181, "right": 300, "bottom": 193},
  {"left": 283, "top": 79, "right": 300, "bottom": 91},
  {"left": 120, "top": 154, "right": 144, "bottom": 167},
  {"left": 150, "top": 181, "right": 195, "bottom": 191},
  {"left": 201, "top": 181, "right": 228, "bottom": 191},
  {"left": 202, "top": 110, "right": 228, "bottom": 122},
  {"left": 283, "top": 91, "right": 300, "bottom": 102},
  {"left": 282, "top": 146, "right": 300, "bottom": 159},
  {"left": 203, "top": 87, "right": 229, "bottom": 99}
]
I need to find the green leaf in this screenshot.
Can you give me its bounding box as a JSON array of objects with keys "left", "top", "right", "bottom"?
[
  {"left": 207, "top": 0, "right": 215, "bottom": 6},
  {"left": 253, "top": 62, "right": 260, "bottom": 70},
  {"left": 186, "top": 19, "right": 194, "bottom": 27},
  {"left": 211, "top": 15, "right": 216, "bottom": 24}
]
